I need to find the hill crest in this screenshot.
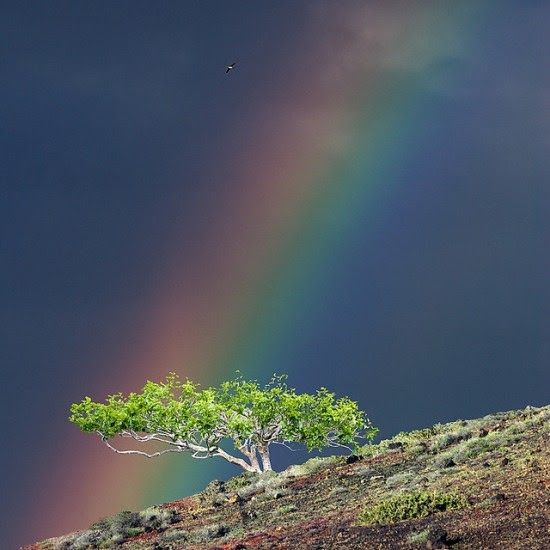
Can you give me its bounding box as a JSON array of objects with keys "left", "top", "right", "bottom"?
[{"left": 27, "top": 404, "right": 549, "bottom": 549}]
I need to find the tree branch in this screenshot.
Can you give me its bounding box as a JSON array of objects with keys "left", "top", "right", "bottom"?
[
  {"left": 271, "top": 440, "right": 298, "bottom": 451},
  {"left": 215, "top": 447, "right": 259, "bottom": 472},
  {"left": 101, "top": 436, "right": 183, "bottom": 458}
]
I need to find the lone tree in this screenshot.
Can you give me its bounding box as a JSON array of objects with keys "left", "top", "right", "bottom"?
[{"left": 70, "top": 373, "right": 377, "bottom": 473}]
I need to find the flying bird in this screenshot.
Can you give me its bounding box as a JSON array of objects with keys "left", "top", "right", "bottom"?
[{"left": 225, "top": 62, "right": 237, "bottom": 74}]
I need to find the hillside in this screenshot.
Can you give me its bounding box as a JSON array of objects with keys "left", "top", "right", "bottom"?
[{"left": 27, "top": 405, "right": 549, "bottom": 549}]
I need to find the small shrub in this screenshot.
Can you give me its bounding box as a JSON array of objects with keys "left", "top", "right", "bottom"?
[
  {"left": 351, "top": 465, "right": 376, "bottom": 478},
  {"left": 263, "top": 486, "right": 291, "bottom": 500},
  {"left": 393, "top": 427, "right": 437, "bottom": 444},
  {"left": 408, "top": 526, "right": 449, "bottom": 547},
  {"left": 236, "top": 471, "right": 283, "bottom": 500},
  {"left": 107, "top": 533, "right": 126, "bottom": 545},
  {"left": 193, "top": 523, "right": 231, "bottom": 542},
  {"left": 330, "top": 486, "right": 348, "bottom": 496},
  {"left": 407, "top": 442, "right": 429, "bottom": 456},
  {"left": 225, "top": 471, "right": 260, "bottom": 492},
  {"left": 357, "top": 443, "right": 381, "bottom": 458},
  {"left": 430, "top": 428, "right": 472, "bottom": 452},
  {"left": 160, "top": 529, "right": 189, "bottom": 543},
  {"left": 140, "top": 506, "right": 179, "bottom": 531},
  {"left": 277, "top": 504, "right": 298, "bottom": 514},
  {"left": 283, "top": 455, "right": 342, "bottom": 477},
  {"left": 408, "top": 528, "right": 431, "bottom": 544},
  {"left": 70, "top": 531, "right": 102, "bottom": 549},
  {"left": 111, "top": 509, "right": 141, "bottom": 531},
  {"left": 432, "top": 454, "right": 457, "bottom": 469},
  {"left": 200, "top": 479, "right": 227, "bottom": 504},
  {"left": 69, "top": 505, "right": 180, "bottom": 548},
  {"left": 385, "top": 471, "right": 416, "bottom": 489},
  {"left": 358, "top": 491, "right": 468, "bottom": 526},
  {"left": 431, "top": 430, "right": 520, "bottom": 466},
  {"left": 462, "top": 432, "right": 520, "bottom": 460},
  {"left": 358, "top": 430, "right": 431, "bottom": 457},
  {"left": 89, "top": 518, "right": 110, "bottom": 530}
]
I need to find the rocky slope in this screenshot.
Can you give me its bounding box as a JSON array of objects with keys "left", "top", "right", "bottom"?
[{"left": 27, "top": 404, "right": 549, "bottom": 549}]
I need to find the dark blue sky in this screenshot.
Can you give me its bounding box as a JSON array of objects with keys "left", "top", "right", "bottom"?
[{"left": 1, "top": 2, "right": 548, "bottom": 547}]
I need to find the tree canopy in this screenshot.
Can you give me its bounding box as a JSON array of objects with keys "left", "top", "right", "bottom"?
[{"left": 70, "top": 373, "right": 378, "bottom": 472}]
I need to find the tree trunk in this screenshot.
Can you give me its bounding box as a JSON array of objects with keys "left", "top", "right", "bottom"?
[
  {"left": 258, "top": 446, "right": 272, "bottom": 471},
  {"left": 216, "top": 448, "right": 259, "bottom": 472},
  {"left": 239, "top": 443, "right": 262, "bottom": 472},
  {"left": 248, "top": 445, "right": 262, "bottom": 472}
]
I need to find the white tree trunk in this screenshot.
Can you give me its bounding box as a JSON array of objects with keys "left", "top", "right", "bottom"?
[
  {"left": 258, "top": 446, "right": 272, "bottom": 471},
  {"left": 239, "top": 444, "right": 262, "bottom": 472},
  {"left": 215, "top": 448, "right": 260, "bottom": 472}
]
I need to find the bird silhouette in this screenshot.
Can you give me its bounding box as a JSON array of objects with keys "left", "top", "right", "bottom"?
[{"left": 226, "top": 62, "right": 237, "bottom": 74}]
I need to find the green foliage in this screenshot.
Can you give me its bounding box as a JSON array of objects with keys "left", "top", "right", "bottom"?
[
  {"left": 359, "top": 491, "right": 468, "bottom": 525},
  {"left": 70, "top": 372, "right": 376, "bottom": 471},
  {"left": 214, "top": 373, "right": 376, "bottom": 451}
]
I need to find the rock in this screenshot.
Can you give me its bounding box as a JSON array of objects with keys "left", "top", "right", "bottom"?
[
  {"left": 435, "top": 456, "right": 456, "bottom": 469},
  {"left": 424, "top": 525, "right": 450, "bottom": 549},
  {"left": 346, "top": 454, "right": 361, "bottom": 464}
]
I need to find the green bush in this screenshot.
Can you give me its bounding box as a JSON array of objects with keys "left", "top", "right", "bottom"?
[{"left": 359, "top": 491, "right": 468, "bottom": 526}]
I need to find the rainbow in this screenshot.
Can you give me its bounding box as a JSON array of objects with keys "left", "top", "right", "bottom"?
[{"left": 28, "top": 2, "right": 492, "bottom": 544}]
